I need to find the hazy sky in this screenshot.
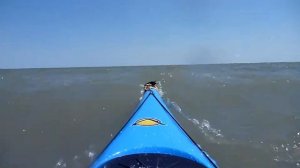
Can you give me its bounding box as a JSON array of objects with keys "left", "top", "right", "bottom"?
[{"left": 1, "top": 0, "right": 300, "bottom": 68}]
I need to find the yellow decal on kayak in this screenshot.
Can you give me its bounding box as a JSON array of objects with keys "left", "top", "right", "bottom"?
[{"left": 133, "top": 118, "right": 163, "bottom": 126}]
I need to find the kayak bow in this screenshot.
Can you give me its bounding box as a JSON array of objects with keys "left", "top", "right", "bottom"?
[{"left": 91, "top": 85, "right": 218, "bottom": 168}]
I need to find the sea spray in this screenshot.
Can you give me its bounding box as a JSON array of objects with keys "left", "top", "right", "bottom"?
[
  {"left": 54, "top": 145, "right": 98, "bottom": 168},
  {"left": 166, "top": 99, "right": 224, "bottom": 142},
  {"left": 271, "top": 131, "right": 300, "bottom": 166}
]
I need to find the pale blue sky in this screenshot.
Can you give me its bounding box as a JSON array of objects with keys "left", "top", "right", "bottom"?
[{"left": 1, "top": 0, "right": 299, "bottom": 68}]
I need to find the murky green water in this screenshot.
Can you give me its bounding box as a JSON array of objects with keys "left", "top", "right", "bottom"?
[{"left": 0, "top": 63, "right": 299, "bottom": 168}]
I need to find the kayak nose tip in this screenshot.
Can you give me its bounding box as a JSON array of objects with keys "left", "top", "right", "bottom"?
[{"left": 144, "top": 81, "right": 158, "bottom": 91}]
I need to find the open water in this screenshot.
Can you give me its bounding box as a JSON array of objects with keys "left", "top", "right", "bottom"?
[{"left": 0, "top": 62, "right": 300, "bottom": 168}]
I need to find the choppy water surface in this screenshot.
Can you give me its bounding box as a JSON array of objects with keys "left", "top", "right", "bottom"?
[{"left": 0, "top": 63, "right": 300, "bottom": 168}]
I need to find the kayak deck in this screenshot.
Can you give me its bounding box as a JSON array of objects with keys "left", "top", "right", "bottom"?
[{"left": 91, "top": 88, "right": 218, "bottom": 168}]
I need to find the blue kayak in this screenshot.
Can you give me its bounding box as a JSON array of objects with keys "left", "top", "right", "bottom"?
[{"left": 91, "top": 83, "right": 218, "bottom": 168}]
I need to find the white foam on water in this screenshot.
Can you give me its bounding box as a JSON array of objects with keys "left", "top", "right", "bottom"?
[
  {"left": 249, "top": 139, "right": 299, "bottom": 166},
  {"left": 156, "top": 81, "right": 165, "bottom": 96},
  {"left": 270, "top": 131, "right": 300, "bottom": 166},
  {"left": 84, "top": 145, "right": 96, "bottom": 161},
  {"left": 55, "top": 145, "right": 98, "bottom": 167},
  {"left": 197, "top": 119, "right": 223, "bottom": 138},
  {"left": 170, "top": 101, "right": 181, "bottom": 113},
  {"left": 73, "top": 155, "right": 79, "bottom": 160},
  {"left": 161, "top": 72, "right": 174, "bottom": 79},
  {"left": 167, "top": 99, "right": 224, "bottom": 142},
  {"left": 203, "top": 73, "right": 216, "bottom": 79},
  {"left": 88, "top": 151, "right": 95, "bottom": 158},
  {"left": 54, "top": 159, "right": 67, "bottom": 168}
]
